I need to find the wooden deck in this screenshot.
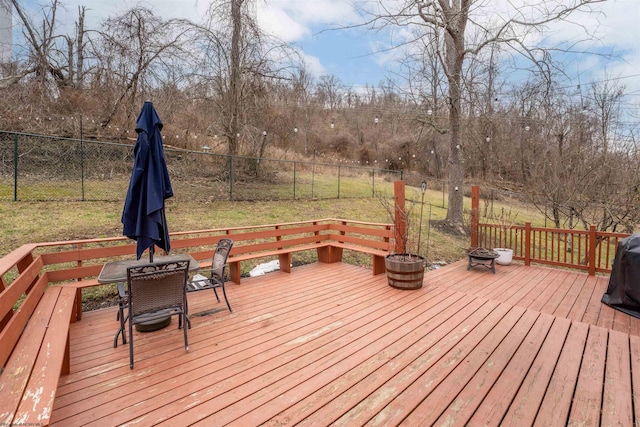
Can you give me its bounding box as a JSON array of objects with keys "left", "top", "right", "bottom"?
[{"left": 50, "top": 260, "right": 640, "bottom": 426}]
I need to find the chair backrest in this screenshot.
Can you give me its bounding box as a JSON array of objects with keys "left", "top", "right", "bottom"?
[
  {"left": 211, "top": 238, "right": 234, "bottom": 280},
  {"left": 127, "top": 260, "right": 190, "bottom": 317}
]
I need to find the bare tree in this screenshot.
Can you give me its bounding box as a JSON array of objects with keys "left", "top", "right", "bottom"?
[
  {"left": 74, "top": 6, "right": 86, "bottom": 89},
  {"left": 94, "top": 7, "right": 190, "bottom": 127},
  {"left": 400, "top": 34, "right": 447, "bottom": 177},
  {"left": 189, "top": 0, "right": 300, "bottom": 158},
  {"left": 367, "top": 0, "right": 606, "bottom": 234},
  {"left": 3, "top": 1, "right": 91, "bottom": 94},
  {"left": 292, "top": 67, "right": 315, "bottom": 154},
  {"left": 9, "top": 0, "right": 64, "bottom": 89},
  {"left": 316, "top": 75, "right": 343, "bottom": 112},
  {"left": 228, "top": 0, "right": 245, "bottom": 157},
  {"left": 591, "top": 77, "right": 624, "bottom": 156},
  {"left": 523, "top": 78, "right": 640, "bottom": 238}
]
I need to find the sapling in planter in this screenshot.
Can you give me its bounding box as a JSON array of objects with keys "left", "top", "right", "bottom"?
[{"left": 377, "top": 181, "right": 426, "bottom": 289}]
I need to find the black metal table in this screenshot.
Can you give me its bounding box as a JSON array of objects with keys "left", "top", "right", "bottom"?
[
  {"left": 99, "top": 254, "right": 199, "bottom": 333},
  {"left": 98, "top": 254, "right": 199, "bottom": 284}
]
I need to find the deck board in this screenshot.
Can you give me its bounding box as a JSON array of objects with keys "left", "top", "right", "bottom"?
[
  {"left": 404, "top": 308, "right": 540, "bottom": 426},
  {"left": 552, "top": 273, "right": 585, "bottom": 318},
  {"left": 601, "top": 330, "right": 633, "bottom": 426},
  {"left": 567, "top": 325, "right": 608, "bottom": 426},
  {"left": 463, "top": 312, "right": 556, "bottom": 426},
  {"left": 574, "top": 275, "right": 603, "bottom": 325},
  {"left": 200, "top": 289, "right": 466, "bottom": 426},
  {"left": 629, "top": 335, "right": 640, "bottom": 426},
  {"left": 220, "top": 288, "right": 464, "bottom": 425},
  {"left": 46, "top": 260, "right": 640, "bottom": 426},
  {"left": 279, "top": 298, "right": 497, "bottom": 427},
  {"left": 534, "top": 321, "right": 589, "bottom": 425},
  {"left": 335, "top": 302, "right": 515, "bottom": 426},
  {"left": 499, "top": 316, "right": 572, "bottom": 426}
]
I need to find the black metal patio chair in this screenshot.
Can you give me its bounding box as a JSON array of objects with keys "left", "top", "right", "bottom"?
[
  {"left": 187, "top": 238, "right": 234, "bottom": 313},
  {"left": 125, "top": 259, "right": 190, "bottom": 369},
  {"left": 114, "top": 282, "right": 128, "bottom": 348}
]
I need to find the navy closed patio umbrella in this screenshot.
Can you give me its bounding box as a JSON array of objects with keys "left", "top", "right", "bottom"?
[{"left": 122, "top": 101, "right": 173, "bottom": 260}]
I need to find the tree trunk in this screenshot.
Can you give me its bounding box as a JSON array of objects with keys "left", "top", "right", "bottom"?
[
  {"left": 76, "top": 6, "right": 85, "bottom": 89},
  {"left": 67, "top": 37, "right": 74, "bottom": 86},
  {"left": 445, "top": 89, "right": 465, "bottom": 228},
  {"left": 228, "top": 0, "right": 242, "bottom": 157},
  {"left": 443, "top": 28, "right": 465, "bottom": 231}
]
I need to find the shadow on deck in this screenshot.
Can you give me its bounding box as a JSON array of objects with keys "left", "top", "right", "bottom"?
[{"left": 51, "top": 260, "right": 638, "bottom": 426}]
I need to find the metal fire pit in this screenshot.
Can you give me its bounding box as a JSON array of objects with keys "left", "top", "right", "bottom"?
[{"left": 465, "top": 247, "right": 499, "bottom": 274}]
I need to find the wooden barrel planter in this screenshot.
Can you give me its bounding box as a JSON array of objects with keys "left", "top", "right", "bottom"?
[{"left": 385, "top": 254, "right": 425, "bottom": 290}]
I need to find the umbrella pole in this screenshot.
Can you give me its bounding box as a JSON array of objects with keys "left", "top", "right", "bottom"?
[
  {"left": 160, "top": 208, "right": 169, "bottom": 256},
  {"left": 150, "top": 244, "right": 154, "bottom": 262}
]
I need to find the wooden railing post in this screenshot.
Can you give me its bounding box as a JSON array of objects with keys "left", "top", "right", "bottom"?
[
  {"left": 340, "top": 220, "right": 347, "bottom": 243},
  {"left": 394, "top": 180, "right": 406, "bottom": 254},
  {"left": 471, "top": 186, "right": 479, "bottom": 248},
  {"left": 313, "top": 221, "right": 320, "bottom": 243},
  {"left": 524, "top": 222, "right": 531, "bottom": 266},
  {"left": 276, "top": 225, "right": 283, "bottom": 250},
  {"left": 589, "top": 224, "right": 597, "bottom": 276},
  {"left": 76, "top": 243, "right": 83, "bottom": 281}
]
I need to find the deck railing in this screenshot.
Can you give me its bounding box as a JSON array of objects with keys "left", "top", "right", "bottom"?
[
  {"left": 469, "top": 185, "right": 628, "bottom": 275},
  {"left": 476, "top": 222, "right": 627, "bottom": 275}
]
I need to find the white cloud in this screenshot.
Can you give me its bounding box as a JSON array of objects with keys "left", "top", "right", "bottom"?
[
  {"left": 543, "top": 0, "right": 639, "bottom": 49},
  {"left": 268, "top": 0, "right": 359, "bottom": 27},
  {"left": 256, "top": 0, "right": 360, "bottom": 43},
  {"left": 48, "top": 0, "right": 205, "bottom": 28},
  {"left": 17, "top": 0, "right": 640, "bottom": 90},
  {"left": 368, "top": 26, "right": 412, "bottom": 67},
  {"left": 300, "top": 52, "right": 326, "bottom": 78},
  {"left": 256, "top": 3, "right": 309, "bottom": 42}
]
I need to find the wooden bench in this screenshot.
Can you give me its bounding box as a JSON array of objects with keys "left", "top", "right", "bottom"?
[
  {"left": 57, "top": 278, "right": 104, "bottom": 321},
  {"left": 0, "top": 218, "right": 393, "bottom": 423},
  {"left": 0, "top": 249, "right": 77, "bottom": 427},
  {"left": 194, "top": 220, "right": 392, "bottom": 284}
]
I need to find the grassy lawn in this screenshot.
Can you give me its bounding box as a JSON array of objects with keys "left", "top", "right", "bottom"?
[
  {"left": 0, "top": 198, "right": 466, "bottom": 260},
  {"left": 0, "top": 181, "right": 478, "bottom": 261},
  {"left": 0, "top": 178, "right": 552, "bottom": 309},
  {"left": 0, "top": 194, "right": 466, "bottom": 309},
  {"left": 0, "top": 175, "right": 546, "bottom": 263}
]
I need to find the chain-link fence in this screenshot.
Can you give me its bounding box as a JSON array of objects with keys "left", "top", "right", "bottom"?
[{"left": 0, "top": 131, "right": 407, "bottom": 202}]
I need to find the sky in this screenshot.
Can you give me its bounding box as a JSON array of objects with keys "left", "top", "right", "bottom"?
[
  {"left": 39, "top": 0, "right": 389, "bottom": 86},
  {"left": 13, "top": 0, "right": 640, "bottom": 100}
]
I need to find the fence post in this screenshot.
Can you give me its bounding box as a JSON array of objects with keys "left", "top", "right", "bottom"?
[
  {"left": 13, "top": 133, "right": 18, "bottom": 201},
  {"left": 311, "top": 159, "right": 316, "bottom": 199},
  {"left": 228, "top": 155, "right": 234, "bottom": 200},
  {"left": 471, "top": 185, "right": 479, "bottom": 247},
  {"left": 293, "top": 161, "right": 296, "bottom": 200},
  {"left": 371, "top": 168, "right": 375, "bottom": 197},
  {"left": 524, "top": 222, "right": 531, "bottom": 266},
  {"left": 80, "top": 115, "right": 85, "bottom": 201},
  {"left": 337, "top": 165, "right": 341, "bottom": 199},
  {"left": 589, "top": 224, "right": 597, "bottom": 276}
]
